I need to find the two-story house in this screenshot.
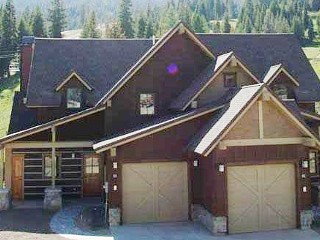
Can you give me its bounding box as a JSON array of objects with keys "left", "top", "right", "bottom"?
[{"left": 1, "top": 22, "right": 320, "bottom": 234}]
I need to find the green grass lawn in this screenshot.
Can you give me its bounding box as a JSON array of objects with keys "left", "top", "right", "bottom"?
[
  {"left": 0, "top": 74, "right": 19, "bottom": 138},
  {"left": 303, "top": 39, "right": 320, "bottom": 78}
]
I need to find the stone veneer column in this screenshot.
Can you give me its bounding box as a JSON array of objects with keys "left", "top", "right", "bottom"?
[
  {"left": 300, "top": 210, "right": 313, "bottom": 230},
  {"left": 0, "top": 188, "right": 11, "bottom": 211},
  {"left": 44, "top": 187, "right": 62, "bottom": 211},
  {"left": 191, "top": 204, "right": 227, "bottom": 235},
  {"left": 109, "top": 208, "right": 121, "bottom": 226}
]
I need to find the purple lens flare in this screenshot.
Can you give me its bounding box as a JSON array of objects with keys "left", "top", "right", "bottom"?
[{"left": 167, "top": 63, "right": 179, "bottom": 75}]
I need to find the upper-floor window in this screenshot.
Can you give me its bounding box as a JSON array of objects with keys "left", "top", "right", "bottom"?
[
  {"left": 140, "top": 93, "right": 155, "bottom": 115},
  {"left": 67, "top": 88, "right": 82, "bottom": 109},
  {"left": 272, "top": 84, "right": 288, "bottom": 100},
  {"left": 224, "top": 73, "right": 237, "bottom": 88}
]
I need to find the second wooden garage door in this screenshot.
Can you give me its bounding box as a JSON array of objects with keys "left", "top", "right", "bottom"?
[
  {"left": 228, "top": 164, "right": 296, "bottom": 233},
  {"left": 122, "top": 162, "right": 188, "bottom": 224}
]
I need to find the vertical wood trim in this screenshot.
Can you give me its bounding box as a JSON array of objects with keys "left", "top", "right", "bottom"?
[
  {"left": 258, "top": 101, "right": 264, "bottom": 139},
  {"left": 4, "top": 148, "right": 12, "bottom": 188},
  {"left": 0, "top": 148, "right": 3, "bottom": 187},
  {"left": 51, "top": 126, "right": 56, "bottom": 187}
]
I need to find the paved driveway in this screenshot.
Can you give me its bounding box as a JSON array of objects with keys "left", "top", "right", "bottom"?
[
  {"left": 110, "top": 222, "right": 320, "bottom": 240},
  {"left": 1, "top": 208, "right": 320, "bottom": 240},
  {"left": 0, "top": 209, "right": 66, "bottom": 240}
]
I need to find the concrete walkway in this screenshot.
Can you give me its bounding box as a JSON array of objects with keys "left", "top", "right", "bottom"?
[{"left": 110, "top": 222, "right": 320, "bottom": 240}]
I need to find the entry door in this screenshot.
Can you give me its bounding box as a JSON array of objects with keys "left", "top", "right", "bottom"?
[
  {"left": 12, "top": 155, "right": 24, "bottom": 200},
  {"left": 227, "top": 164, "right": 296, "bottom": 233},
  {"left": 83, "top": 154, "right": 102, "bottom": 196}
]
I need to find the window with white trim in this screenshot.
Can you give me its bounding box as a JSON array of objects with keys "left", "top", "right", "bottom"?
[
  {"left": 140, "top": 93, "right": 155, "bottom": 115},
  {"left": 43, "top": 155, "right": 59, "bottom": 178},
  {"left": 67, "top": 88, "right": 82, "bottom": 109}
]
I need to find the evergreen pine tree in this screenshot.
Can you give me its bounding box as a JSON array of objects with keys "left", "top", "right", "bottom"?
[
  {"left": 105, "top": 21, "right": 125, "bottom": 38},
  {"left": 31, "top": 7, "right": 46, "bottom": 38},
  {"left": 136, "top": 15, "right": 146, "bottom": 38},
  {"left": 223, "top": 15, "right": 231, "bottom": 33},
  {"left": 48, "top": 0, "right": 66, "bottom": 38},
  {"left": 213, "top": 21, "right": 221, "bottom": 33},
  {"left": 119, "top": 0, "right": 134, "bottom": 38},
  {"left": 307, "top": 18, "right": 315, "bottom": 42},
  {"left": 192, "top": 12, "right": 205, "bottom": 33},
  {"left": 1, "top": 0, "right": 18, "bottom": 77},
  {"left": 81, "top": 11, "right": 100, "bottom": 38},
  {"left": 18, "top": 17, "right": 30, "bottom": 41}
]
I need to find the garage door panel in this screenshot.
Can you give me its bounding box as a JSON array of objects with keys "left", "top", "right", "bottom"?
[
  {"left": 229, "top": 204, "right": 260, "bottom": 233},
  {"left": 228, "top": 164, "right": 296, "bottom": 234},
  {"left": 122, "top": 162, "right": 188, "bottom": 224}
]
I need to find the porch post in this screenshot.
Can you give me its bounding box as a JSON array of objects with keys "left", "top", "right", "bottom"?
[
  {"left": 51, "top": 126, "right": 56, "bottom": 187},
  {"left": 0, "top": 148, "right": 3, "bottom": 188}
]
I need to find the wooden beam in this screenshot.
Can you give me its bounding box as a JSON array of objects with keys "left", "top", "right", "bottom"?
[
  {"left": 221, "top": 137, "right": 314, "bottom": 147},
  {"left": 0, "top": 148, "right": 3, "bottom": 188},
  {"left": 51, "top": 126, "right": 56, "bottom": 187},
  {"left": 6, "top": 141, "right": 94, "bottom": 149},
  {"left": 258, "top": 101, "right": 264, "bottom": 139},
  {"left": 4, "top": 148, "right": 12, "bottom": 188}
]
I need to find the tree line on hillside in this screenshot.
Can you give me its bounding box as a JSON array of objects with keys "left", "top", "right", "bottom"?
[
  {"left": 81, "top": 0, "right": 319, "bottom": 44},
  {"left": 236, "top": 0, "right": 316, "bottom": 42},
  {"left": 0, "top": 0, "right": 66, "bottom": 77}
]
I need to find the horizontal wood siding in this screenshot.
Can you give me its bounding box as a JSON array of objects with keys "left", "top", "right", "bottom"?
[
  {"left": 15, "top": 150, "right": 96, "bottom": 198},
  {"left": 197, "top": 145, "right": 310, "bottom": 221}
]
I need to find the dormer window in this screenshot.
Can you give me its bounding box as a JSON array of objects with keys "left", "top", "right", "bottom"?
[
  {"left": 272, "top": 84, "right": 288, "bottom": 100},
  {"left": 140, "top": 93, "right": 155, "bottom": 115},
  {"left": 67, "top": 88, "right": 82, "bottom": 109},
  {"left": 224, "top": 73, "right": 237, "bottom": 88}
]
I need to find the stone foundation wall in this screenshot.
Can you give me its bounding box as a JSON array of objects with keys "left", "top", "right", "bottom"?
[
  {"left": 0, "top": 188, "right": 11, "bottom": 211},
  {"left": 44, "top": 187, "right": 62, "bottom": 211},
  {"left": 191, "top": 204, "right": 227, "bottom": 235},
  {"left": 109, "top": 208, "right": 121, "bottom": 226}
]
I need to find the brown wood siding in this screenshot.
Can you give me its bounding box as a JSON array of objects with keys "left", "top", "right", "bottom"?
[
  {"left": 107, "top": 111, "right": 213, "bottom": 209},
  {"left": 19, "top": 111, "right": 104, "bottom": 142},
  {"left": 108, "top": 33, "right": 212, "bottom": 135},
  {"left": 196, "top": 145, "right": 310, "bottom": 221}
]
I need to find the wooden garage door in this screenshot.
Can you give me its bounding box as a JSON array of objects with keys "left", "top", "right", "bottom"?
[
  {"left": 122, "top": 162, "right": 188, "bottom": 224},
  {"left": 227, "top": 164, "right": 296, "bottom": 233}
]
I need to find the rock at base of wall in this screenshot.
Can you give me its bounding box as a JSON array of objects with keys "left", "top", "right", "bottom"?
[
  {"left": 109, "top": 208, "right": 121, "bottom": 226},
  {"left": 0, "top": 188, "right": 11, "bottom": 211},
  {"left": 300, "top": 210, "right": 313, "bottom": 230},
  {"left": 191, "top": 204, "right": 227, "bottom": 235},
  {"left": 44, "top": 187, "right": 62, "bottom": 211}
]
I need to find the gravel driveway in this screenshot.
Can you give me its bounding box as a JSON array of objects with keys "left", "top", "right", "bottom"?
[{"left": 0, "top": 209, "right": 67, "bottom": 240}]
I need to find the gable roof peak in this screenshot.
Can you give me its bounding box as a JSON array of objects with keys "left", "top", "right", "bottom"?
[
  {"left": 55, "top": 70, "right": 94, "bottom": 91},
  {"left": 263, "top": 63, "right": 299, "bottom": 86}
]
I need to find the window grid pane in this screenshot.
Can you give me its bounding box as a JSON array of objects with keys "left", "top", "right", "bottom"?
[
  {"left": 140, "top": 94, "right": 155, "bottom": 115},
  {"left": 67, "top": 88, "right": 82, "bottom": 109}
]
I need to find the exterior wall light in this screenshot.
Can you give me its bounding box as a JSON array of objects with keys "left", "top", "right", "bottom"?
[
  {"left": 303, "top": 186, "right": 307, "bottom": 193},
  {"left": 193, "top": 160, "right": 199, "bottom": 167},
  {"left": 113, "top": 185, "right": 118, "bottom": 191},
  {"left": 302, "top": 160, "right": 309, "bottom": 169},
  {"left": 218, "top": 164, "right": 225, "bottom": 173},
  {"left": 113, "top": 162, "right": 118, "bottom": 169}
]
